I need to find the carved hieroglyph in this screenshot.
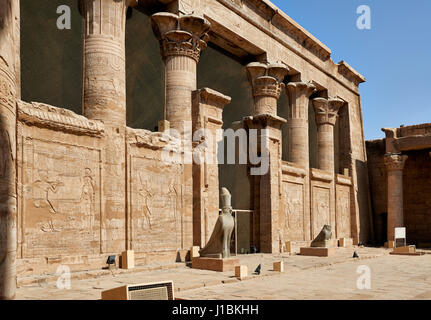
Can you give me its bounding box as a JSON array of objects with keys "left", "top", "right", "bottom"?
[
  {"left": 336, "top": 186, "right": 351, "bottom": 239},
  {"left": 130, "top": 158, "right": 182, "bottom": 252},
  {"left": 22, "top": 139, "right": 101, "bottom": 257},
  {"left": 282, "top": 182, "right": 304, "bottom": 241},
  {"left": 312, "top": 187, "right": 330, "bottom": 238}
]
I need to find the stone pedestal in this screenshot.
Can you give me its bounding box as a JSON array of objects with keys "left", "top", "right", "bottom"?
[
  {"left": 384, "top": 153, "right": 408, "bottom": 241},
  {"left": 192, "top": 257, "right": 240, "bottom": 272},
  {"left": 273, "top": 261, "right": 284, "bottom": 272},
  {"left": 0, "top": 0, "right": 20, "bottom": 300},
  {"left": 190, "top": 246, "right": 200, "bottom": 259},
  {"left": 338, "top": 238, "right": 353, "bottom": 247},
  {"left": 300, "top": 247, "right": 337, "bottom": 257},
  {"left": 121, "top": 250, "right": 135, "bottom": 269},
  {"left": 235, "top": 265, "right": 248, "bottom": 279}
]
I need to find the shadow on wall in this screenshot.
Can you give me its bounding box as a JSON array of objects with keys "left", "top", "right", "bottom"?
[
  {"left": 198, "top": 45, "right": 254, "bottom": 210},
  {"left": 21, "top": 0, "right": 82, "bottom": 114},
  {"left": 126, "top": 10, "right": 164, "bottom": 131},
  {"left": 356, "top": 159, "right": 373, "bottom": 244}
]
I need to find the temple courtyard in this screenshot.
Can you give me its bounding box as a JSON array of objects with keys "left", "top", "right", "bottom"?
[{"left": 15, "top": 247, "right": 431, "bottom": 300}]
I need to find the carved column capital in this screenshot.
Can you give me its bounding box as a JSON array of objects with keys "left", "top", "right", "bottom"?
[
  {"left": 384, "top": 153, "right": 408, "bottom": 171},
  {"left": 312, "top": 97, "right": 344, "bottom": 126},
  {"left": 246, "top": 62, "right": 289, "bottom": 99},
  {"left": 151, "top": 12, "right": 210, "bottom": 63}
]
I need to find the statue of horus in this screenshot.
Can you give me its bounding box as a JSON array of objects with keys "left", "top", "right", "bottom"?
[
  {"left": 311, "top": 225, "right": 332, "bottom": 248},
  {"left": 199, "top": 187, "right": 235, "bottom": 259}
]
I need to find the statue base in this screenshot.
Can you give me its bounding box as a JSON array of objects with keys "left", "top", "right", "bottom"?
[
  {"left": 390, "top": 246, "right": 423, "bottom": 256},
  {"left": 192, "top": 257, "right": 240, "bottom": 272},
  {"left": 300, "top": 247, "right": 336, "bottom": 257}
]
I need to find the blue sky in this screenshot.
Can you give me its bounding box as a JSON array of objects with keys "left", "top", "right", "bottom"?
[{"left": 271, "top": 0, "right": 431, "bottom": 140}]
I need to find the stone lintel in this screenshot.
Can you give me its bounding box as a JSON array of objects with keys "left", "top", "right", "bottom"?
[
  {"left": 281, "top": 162, "right": 307, "bottom": 178},
  {"left": 244, "top": 114, "right": 287, "bottom": 128},
  {"left": 18, "top": 101, "right": 105, "bottom": 137},
  {"left": 126, "top": 127, "right": 182, "bottom": 153},
  {"left": 336, "top": 174, "right": 352, "bottom": 186},
  {"left": 394, "top": 134, "right": 431, "bottom": 152},
  {"left": 310, "top": 168, "right": 333, "bottom": 182},
  {"left": 193, "top": 87, "right": 231, "bottom": 109}
]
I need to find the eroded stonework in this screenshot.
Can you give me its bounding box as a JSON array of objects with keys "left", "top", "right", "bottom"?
[{"left": 1, "top": 0, "right": 373, "bottom": 299}]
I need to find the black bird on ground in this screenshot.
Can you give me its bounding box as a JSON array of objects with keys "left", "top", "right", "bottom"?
[
  {"left": 254, "top": 264, "right": 262, "bottom": 275},
  {"left": 353, "top": 251, "right": 359, "bottom": 258}
]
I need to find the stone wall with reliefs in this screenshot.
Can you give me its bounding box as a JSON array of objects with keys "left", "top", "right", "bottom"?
[{"left": 14, "top": 101, "right": 192, "bottom": 274}]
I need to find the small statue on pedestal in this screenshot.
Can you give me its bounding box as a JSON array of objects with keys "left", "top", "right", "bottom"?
[
  {"left": 199, "top": 187, "right": 235, "bottom": 259},
  {"left": 311, "top": 225, "right": 332, "bottom": 248}
]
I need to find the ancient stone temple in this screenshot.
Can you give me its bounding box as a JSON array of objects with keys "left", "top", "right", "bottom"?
[
  {"left": 367, "top": 124, "right": 431, "bottom": 247},
  {"left": 1, "top": 0, "right": 372, "bottom": 299}
]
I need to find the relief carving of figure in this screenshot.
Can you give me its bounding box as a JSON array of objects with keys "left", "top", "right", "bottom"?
[
  {"left": 81, "top": 168, "right": 95, "bottom": 233},
  {"left": 138, "top": 174, "right": 154, "bottom": 230},
  {"left": 168, "top": 180, "right": 178, "bottom": 221},
  {"left": 285, "top": 198, "right": 293, "bottom": 229},
  {"left": 33, "top": 170, "right": 64, "bottom": 214}
]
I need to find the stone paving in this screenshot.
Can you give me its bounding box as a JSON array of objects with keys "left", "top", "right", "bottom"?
[{"left": 15, "top": 247, "right": 431, "bottom": 300}]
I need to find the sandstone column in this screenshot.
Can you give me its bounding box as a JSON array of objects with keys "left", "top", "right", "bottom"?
[
  {"left": 246, "top": 62, "right": 289, "bottom": 253},
  {"left": 0, "top": 0, "right": 20, "bottom": 300},
  {"left": 286, "top": 81, "right": 315, "bottom": 241},
  {"left": 80, "top": 0, "right": 135, "bottom": 252},
  {"left": 151, "top": 13, "right": 210, "bottom": 136},
  {"left": 192, "top": 88, "right": 231, "bottom": 247},
  {"left": 80, "top": 0, "right": 137, "bottom": 126},
  {"left": 384, "top": 153, "right": 408, "bottom": 242},
  {"left": 312, "top": 97, "right": 344, "bottom": 172}
]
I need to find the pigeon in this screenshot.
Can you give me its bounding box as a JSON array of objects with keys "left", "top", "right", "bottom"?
[
  {"left": 353, "top": 251, "right": 359, "bottom": 259},
  {"left": 254, "top": 264, "right": 262, "bottom": 275}
]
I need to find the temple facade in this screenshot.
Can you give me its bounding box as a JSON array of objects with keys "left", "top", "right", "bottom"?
[
  {"left": 0, "top": 0, "right": 373, "bottom": 299},
  {"left": 367, "top": 124, "right": 431, "bottom": 247}
]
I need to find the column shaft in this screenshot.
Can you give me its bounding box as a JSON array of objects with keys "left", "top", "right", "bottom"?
[
  {"left": 385, "top": 154, "right": 408, "bottom": 241},
  {"left": 81, "top": 0, "right": 132, "bottom": 126},
  {"left": 165, "top": 55, "right": 197, "bottom": 133},
  {"left": 312, "top": 97, "right": 344, "bottom": 172},
  {"left": 317, "top": 123, "right": 334, "bottom": 171},
  {"left": 286, "top": 82, "right": 315, "bottom": 241},
  {"left": 0, "top": 0, "right": 19, "bottom": 300}
]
